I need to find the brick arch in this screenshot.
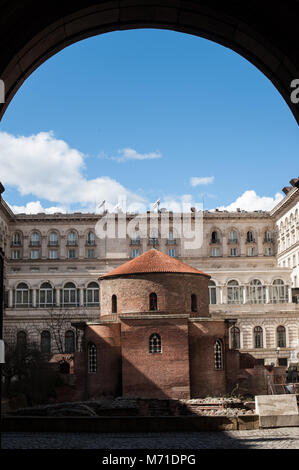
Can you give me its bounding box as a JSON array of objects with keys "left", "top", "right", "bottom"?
[{"left": 0, "top": 1, "right": 299, "bottom": 124}]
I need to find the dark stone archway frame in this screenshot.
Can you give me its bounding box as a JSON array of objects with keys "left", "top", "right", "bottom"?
[{"left": 0, "top": 1, "right": 299, "bottom": 123}]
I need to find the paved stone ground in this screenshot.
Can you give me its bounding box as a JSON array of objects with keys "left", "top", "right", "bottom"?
[{"left": 2, "top": 428, "right": 299, "bottom": 449}]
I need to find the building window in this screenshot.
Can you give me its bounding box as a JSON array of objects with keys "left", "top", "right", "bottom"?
[
  {"left": 214, "top": 340, "right": 223, "bottom": 370},
  {"left": 228, "top": 231, "right": 238, "bottom": 243},
  {"left": 85, "top": 282, "right": 99, "bottom": 306},
  {"left": 211, "top": 247, "right": 220, "bottom": 257},
  {"left": 264, "top": 231, "right": 272, "bottom": 242},
  {"left": 63, "top": 282, "right": 78, "bottom": 307},
  {"left": 149, "top": 333, "right": 161, "bottom": 353},
  {"left": 246, "top": 231, "right": 255, "bottom": 243},
  {"left": 49, "top": 232, "right": 58, "bottom": 246},
  {"left": 12, "top": 232, "right": 22, "bottom": 246},
  {"left": 230, "top": 248, "right": 238, "bottom": 257},
  {"left": 168, "top": 248, "right": 175, "bottom": 257},
  {"left": 88, "top": 249, "right": 95, "bottom": 259},
  {"left": 41, "top": 331, "right": 51, "bottom": 354},
  {"left": 270, "top": 279, "right": 288, "bottom": 303},
  {"left": 31, "top": 249, "right": 39, "bottom": 259},
  {"left": 247, "top": 279, "right": 266, "bottom": 304},
  {"left": 65, "top": 330, "right": 75, "bottom": 353},
  {"left": 11, "top": 249, "right": 21, "bottom": 259},
  {"left": 230, "top": 326, "right": 240, "bottom": 349},
  {"left": 208, "top": 280, "right": 217, "bottom": 304},
  {"left": 254, "top": 326, "right": 263, "bottom": 348},
  {"left": 191, "top": 294, "right": 197, "bottom": 312},
  {"left": 67, "top": 231, "right": 77, "bottom": 246},
  {"left": 131, "top": 232, "right": 140, "bottom": 245},
  {"left": 17, "top": 331, "right": 27, "bottom": 351},
  {"left": 68, "top": 249, "right": 76, "bottom": 259},
  {"left": 39, "top": 282, "right": 55, "bottom": 307},
  {"left": 88, "top": 343, "right": 97, "bottom": 373},
  {"left": 112, "top": 294, "right": 117, "bottom": 313},
  {"left": 247, "top": 247, "right": 255, "bottom": 256},
  {"left": 31, "top": 232, "right": 40, "bottom": 246},
  {"left": 277, "top": 326, "right": 286, "bottom": 348},
  {"left": 265, "top": 247, "right": 273, "bottom": 256},
  {"left": 49, "top": 249, "right": 58, "bottom": 259},
  {"left": 87, "top": 231, "right": 95, "bottom": 245},
  {"left": 15, "top": 283, "right": 31, "bottom": 307},
  {"left": 211, "top": 231, "right": 220, "bottom": 244},
  {"left": 227, "top": 280, "right": 243, "bottom": 304},
  {"left": 149, "top": 292, "right": 157, "bottom": 311},
  {"left": 131, "top": 249, "right": 139, "bottom": 258}
]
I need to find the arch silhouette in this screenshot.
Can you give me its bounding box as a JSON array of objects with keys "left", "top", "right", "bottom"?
[{"left": 0, "top": 2, "right": 299, "bottom": 122}]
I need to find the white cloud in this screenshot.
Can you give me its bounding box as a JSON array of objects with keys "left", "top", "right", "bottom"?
[
  {"left": 0, "top": 131, "right": 146, "bottom": 213},
  {"left": 216, "top": 190, "right": 283, "bottom": 212},
  {"left": 190, "top": 176, "right": 214, "bottom": 187},
  {"left": 108, "top": 147, "right": 162, "bottom": 163},
  {"left": 158, "top": 194, "right": 202, "bottom": 212},
  {"left": 9, "top": 201, "right": 68, "bottom": 215}
]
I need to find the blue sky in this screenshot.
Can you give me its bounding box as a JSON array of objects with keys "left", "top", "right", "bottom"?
[{"left": 0, "top": 29, "right": 298, "bottom": 213}]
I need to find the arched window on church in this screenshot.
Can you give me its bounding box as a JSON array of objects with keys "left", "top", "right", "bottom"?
[
  {"left": 88, "top": 343, "right": 97, "bottom": 373},
  {"left": 112, "top": 294, "right": 117, "bottom": 313},
  {"left": 149, "top": 292, "right": 157, "bottom": 311},
  {"left": 191, "top": 294, "right": 197, "bottom": 312},
  {"left": 230, "top": 326, "right": 240, "bottom": 349},
  {"left": 149, "top": 333, "right": 161, "bottom": 353},
  {"left": 214, "top": 340, "right": 223, "bottom": 370}
]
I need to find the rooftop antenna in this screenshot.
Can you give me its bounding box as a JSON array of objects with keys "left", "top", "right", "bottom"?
[
  {"left": 152, "top": 198, "right": 160, "bottom": 212},
  {"left": 98, "top": 200, "right": 106, "bottom": 212}
]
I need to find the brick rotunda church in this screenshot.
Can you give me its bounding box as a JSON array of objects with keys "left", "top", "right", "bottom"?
[{"left": 73, "top": 249, "right": 234, "bottom": 400}]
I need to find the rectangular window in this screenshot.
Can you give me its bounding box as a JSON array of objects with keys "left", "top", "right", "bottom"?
[
  {"left": 247, "top": 247, "right": 255, "bottom": 257},
  {"left": 31, "top": 250, "right": 39, "bottom": 259},
  {"left": 212, "top": 247, "right": 220, "bottom": 257},
  {"left": 88, "top": 249, "right": 95, "bottom": 259},
  {"left": 49, "top": 250, "right": 58, "bottom": 259},
  {"left": 132, "top": 249, "right": 140, "bottom": 258},
  {"left": 230, "top": 248, "right": 238, "bottom": 256},
  {"left": 68, "top": 249, "right": 76, "bottom": 259},
  {"left": 11, "top": 250, "right": 20, "bottom": 259},
  {"left": 168, "top": 248, "right": 175, "bottom": 257}
]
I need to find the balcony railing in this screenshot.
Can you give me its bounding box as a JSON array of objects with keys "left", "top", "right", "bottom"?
[
  {"left": 166, "top": 239, "right": 176, "bottom": 245},
  {"left": 48, "top": 240, "right": 59, "bottom": 246},
  {"left": 130, "top": 239, "right": 141, "bottom": 245},
  {"left": 246, "top": 239, "right": 256, "bottom": 244},
  {"left": 210, "top": 239, "right": 220, "bottom": 244},
  {"left": 228, "top": 239, "right": 238, "bottom": 244},
  {"left": 29, "top": 241, "right": 41, "bottom": 247},
  {"left": 148, "top": 238, "right": 159, "bottom": 246}
]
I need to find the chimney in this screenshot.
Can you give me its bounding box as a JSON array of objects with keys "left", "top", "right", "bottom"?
[
  {"left": 289, "top": 177, "right": 299, "bottom": 188},
  {"left": 282, "top": 186, "right": 293, "bottom": 195}
]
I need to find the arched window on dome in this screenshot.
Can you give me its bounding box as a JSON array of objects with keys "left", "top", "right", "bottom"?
[
  {"left": 191, "top": 294, "right": 197, "bottom": 312},
  {"left": 214, "top": 340, "right": 223, "bottom": 370},
  {"left": 112, "top": 294, "right": 117, "bottom": 313},
  {"left": 88, "top": 343, "right": 97, "bottom": 373},
  {"left": 149, "top": 333, "right": 161, "bottom": 353},
  {"left": 149, "top": 292, "right": 157, "bottom": 311}
]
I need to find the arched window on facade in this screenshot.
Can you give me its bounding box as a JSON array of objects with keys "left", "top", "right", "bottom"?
[
  {"left": 17, "top": 331, "right": 27, "bottom": 351},
  {"left": 247, "top": 279, "right": 266, "bottom": 304},
  {"left": 227, "top": 280, "right": 243, "bottom": 304},
  {"left": 270, "top": 279, "right": 288, "bottom": 303},
  {"left": 67, "top": 231, "right": 77, "bottom": 246},
  {"left": 62, "top": 282, "right": 78, "bottom": 307},
  {"left": 208, "top": 280, "right": 217, "bottom": 304},
  {"left": 41, "top": 330, "right": 51, "bottom": 354},
  {"left": 88, "top": 343, "right": 97, "bottom": 373},
  {"left": 65, "top": 330, "right": 75, "bottom": 353},
  {"left": 149, "top": 333, "right": 162, "bottom": 353},
  {"left": 12, "top": 231, "right": 22, "bottom": 246},
  {"left": 149, "top": 292, "right": 157, "bottom": 311},
  {"left": 191, "top": 294, "right": 197, "bottom": 312},
  {"left": 15, "top": 282, "right": 31, "bottom": 307},
  {"left": 254, "top": 326, "right": 263, "bottom": 348},
  {"left": 112, "top": 294, "right": 117, "bottom": 313},
  {"left": 214, "top": 340, "right": 223, "bottom": 370},
  {"left": 31, "top": 231, "right": 40, "bottom": 246},
  {"left": 85, "top": 282, "right": 100, "bottom": 306},
  {"left": 211, "top": 230, "right": 220, "bottom": 244},
  {"left": 246, "top": 231, "right": 255, "bottom": 243},
  {"left": 87, "top": 231, "right": 95, "bottom": 245},
  {"left": 230, "top": 326, "right": 240, "bottom": 349},
  {"left": 277, "top": 326, "right": 286, "bottom": 348},
  {"left": 228, "top": 230, "right": 238, "bottom": 243},
  {"left": 39, "top": 282, "right": 55, "bottom": 307},
  {"left": 49, "top": 231, "right": 58, "bottom": 246}
]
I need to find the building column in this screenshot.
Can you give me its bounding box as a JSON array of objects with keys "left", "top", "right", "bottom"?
[
  {"left": 243, "top": 285, "right": 247, "bottom": 304},
  {"left": 288, "top": 285, "right": 292, "bottom": 303},
  {"left": 222, "top": 285, "right": 227, "bottom": 304},
  {"left": 32, "top": 288, "right": 37, "bottom": 307},
  {"left": 265, "top": 285, "right": 270, "bottom": 304},
  {"left": 80, "top": 287, "right": 84, "bottom": 307},
  {"left": 8, "top": 289, "right": 13, "bottom": 307},
  {"left": 56, "top": 288, "right": 60, "bottom": 307}
]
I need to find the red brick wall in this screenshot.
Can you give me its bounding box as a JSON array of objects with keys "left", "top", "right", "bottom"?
[
  {"left": 100, "top": 273, "right": 209, "bottom": 318},
  {"left": 83, "top": 323, "right": 122, "bottom": 399},
  {"left": 189, "top": 321, "right": 226, "bottom": 397},
  {"left": 121, "top": 317, "right": 190, "bottom": 399}
]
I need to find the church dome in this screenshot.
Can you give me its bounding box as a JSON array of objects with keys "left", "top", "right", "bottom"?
[{"left": 100, "top": 248, "right": 209, "bottom": 279}]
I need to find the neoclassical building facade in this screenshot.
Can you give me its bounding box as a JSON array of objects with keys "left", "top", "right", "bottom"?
[{"left": 1, "top": 177, "right": 299, "bottom": 367}]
